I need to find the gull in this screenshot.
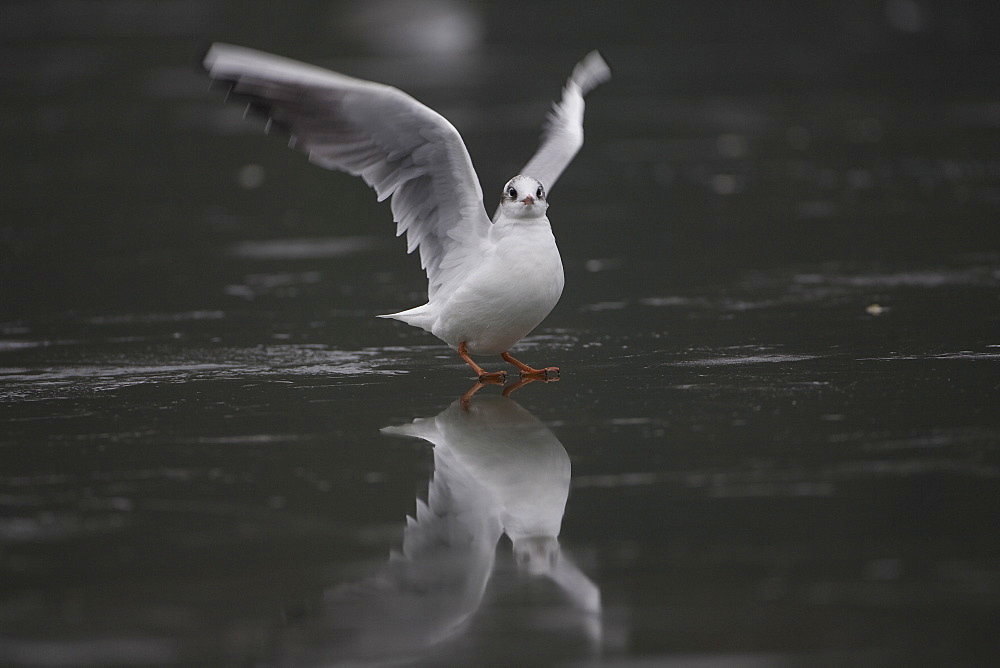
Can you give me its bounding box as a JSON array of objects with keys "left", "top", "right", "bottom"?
[{"left": 203, "top": 44, "right": 610, "bottom": 381}]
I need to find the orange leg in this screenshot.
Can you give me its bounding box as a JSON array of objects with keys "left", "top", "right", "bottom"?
[
  {"left": 459, "top": 381, "right": 489, "bottom": 410},
  {"left": 501, "top": 351, "right": 560, "bottom": 380},
  {"left": 459, "top": 341, "right": 507, "bottom": 383}
]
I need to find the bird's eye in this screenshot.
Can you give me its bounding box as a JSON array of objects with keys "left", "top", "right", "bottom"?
[
  {"left": 507, "top": 187, "right": 517, "bottom": 198},
  {"left": 536, "top": 186, "right": 544, "bottom": 199}
]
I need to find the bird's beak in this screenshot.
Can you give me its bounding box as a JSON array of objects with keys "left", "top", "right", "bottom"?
[{"left": 521, "top": 195, "right": 534, "bottom": 205}]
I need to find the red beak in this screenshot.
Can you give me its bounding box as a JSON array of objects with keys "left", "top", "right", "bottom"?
[{"left": 521, "top": 195, "right": 534, "bottom": 205}]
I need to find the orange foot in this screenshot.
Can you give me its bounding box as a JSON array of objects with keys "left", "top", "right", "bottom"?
[
  {"left": 501, "top": 351, "right": 560, "bottom": 381},
  {"left": 458, "top": 341, "right": 509, "bottom": 383},
  {"left": 477, "top": 370, "right": 509, "bottom": 383}
]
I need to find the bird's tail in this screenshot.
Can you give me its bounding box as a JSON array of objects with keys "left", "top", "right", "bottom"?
[{"left": 378, "top": 303, "right": 436, "bottom": 333}]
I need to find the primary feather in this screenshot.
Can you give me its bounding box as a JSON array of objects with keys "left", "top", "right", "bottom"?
[
  {"left": 203, "top": 43, "right": 491, "bottom": 299},
  {"left": 520, "top": 50, "right": 611, "bottom": 193}
]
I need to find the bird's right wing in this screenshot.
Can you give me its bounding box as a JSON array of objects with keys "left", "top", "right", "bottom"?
[
  {"left": 203, "top": 43, "right": 492, "bottom": 298},
  {"left": 517, "top": 51, "right": 611, "bottom": 195}
]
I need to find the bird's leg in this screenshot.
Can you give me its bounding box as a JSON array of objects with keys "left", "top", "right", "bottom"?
[
  {"left": 459, "top": 341, "right": 508, "bottom": 383},
  {"left": 460, "top": 381, "right": 489, "bottom": 410},
  {"left": 501, "top": 351, "right": 560, "bottom": 380}
]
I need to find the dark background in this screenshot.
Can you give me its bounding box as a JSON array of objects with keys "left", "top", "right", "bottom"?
[
  {"left": 4, "top": 0, "right": 1000, "bottom": 317},
  {"left": 2, "top": 1, "right": 999, "bottom": 665}
]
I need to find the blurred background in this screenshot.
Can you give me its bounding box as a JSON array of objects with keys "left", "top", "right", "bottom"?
[
  {"left": 2, "top": 1, "right": 999, "bottom": 665},
  {"left": 4, "top": 0, "right": 999, "bottom": 318}
]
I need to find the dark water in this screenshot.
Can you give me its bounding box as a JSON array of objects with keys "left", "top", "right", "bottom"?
[{"left": 2, "top": 1, "right": 999, "bottom": 665}]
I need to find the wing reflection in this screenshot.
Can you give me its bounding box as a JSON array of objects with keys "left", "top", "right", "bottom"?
[{"left": 280, "top": 390, "right": 599, "bottom": 664}]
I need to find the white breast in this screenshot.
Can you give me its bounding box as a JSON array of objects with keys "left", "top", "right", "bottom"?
[{"left": 431, "top": 217, "right": 564, "bottom": 355}]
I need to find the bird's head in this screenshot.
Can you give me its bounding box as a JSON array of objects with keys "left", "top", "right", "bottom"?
[{"left": 499, "top": 175, "right": 548, "bottom": 219}]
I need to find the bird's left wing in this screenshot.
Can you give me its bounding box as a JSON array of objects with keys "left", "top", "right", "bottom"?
[
  {"left": 517, "top": 51, "right": 611, "bottom": 195},
  {"left": 203, "top": 43, "right": 491, "bottom": 296}
]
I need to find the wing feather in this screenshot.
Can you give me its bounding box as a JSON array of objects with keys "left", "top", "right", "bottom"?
[
  {"left": 203, "top": 43, "right": 491, "bottom": 298},
  {"left": 519, "top": 51, "right": 611, "bottom": 195}
]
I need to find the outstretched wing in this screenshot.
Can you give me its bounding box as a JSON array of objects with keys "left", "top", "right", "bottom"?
[
  {"left": 203, "top": 43, "right": 491, "bottom": 297},
  {"left": 518, "top": 51, "right": 611, "bottom": 195}
]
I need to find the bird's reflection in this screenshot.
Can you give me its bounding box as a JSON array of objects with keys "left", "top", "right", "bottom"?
[{"left": 279, "top": 386, "right": 599, "bottom": 664}]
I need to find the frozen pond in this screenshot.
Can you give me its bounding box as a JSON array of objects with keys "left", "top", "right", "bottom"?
[{"left": 2, "top": 1, "right": 999, "bottom": 665}]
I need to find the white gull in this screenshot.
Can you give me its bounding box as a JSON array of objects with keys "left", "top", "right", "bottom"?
[{"left": 203, "top": 44, "right": 610, "bottom": 380}]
